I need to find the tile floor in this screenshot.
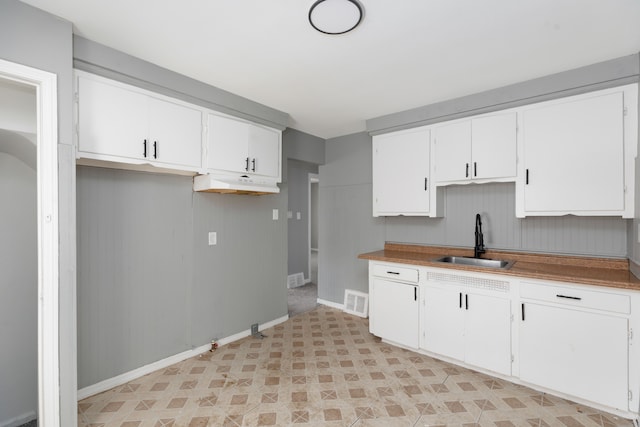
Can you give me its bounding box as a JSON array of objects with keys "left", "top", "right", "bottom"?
[{"left": 78, "top": 306, "right": 635, "bottom": 426}]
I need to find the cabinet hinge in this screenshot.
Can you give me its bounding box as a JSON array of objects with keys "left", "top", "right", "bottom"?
[
  {"left": 629, "top": 328, "right": 633, "bottom": 341},
  {"left": 629, "top": 390, "right": 633, "bottom": 401},
  {"left": 511, "top": 354, "right": 515, "bottom": 363},
  {"left": 510, "top": 314, "right": 514, "bottom": 322},
  {"left": 623, "top": 106, "right": 628, "bottom": 116}
]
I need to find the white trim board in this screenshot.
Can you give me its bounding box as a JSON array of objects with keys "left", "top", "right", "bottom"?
[
  {"left": 317, "top": 298, "right": 344, "bottom": 310},
  {"left": 77, "top": 314, "right": 289, "bottom": 400},
  {"left": 0, "top": 411, "right": 37, "bottom": 427},
  {"left": 0, "top": 59, "right": 61, "bottom": 427}
]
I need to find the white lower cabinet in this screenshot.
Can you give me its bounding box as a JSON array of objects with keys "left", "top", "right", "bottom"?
[
  {"left": 519, "top": 281, "right": 631, "bottom": 411},
  {"left": 367, "top": 261, "right": 639, "bottom": 417},
  {"left": 369, "top": 263, "right": 420, "bottom": 349},
  {"left": 423, "top": 277, "right": 512, "bottom": 376}
]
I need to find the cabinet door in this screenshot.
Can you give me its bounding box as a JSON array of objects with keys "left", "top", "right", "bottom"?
[
  {"left": 464, "top": 293, "right": 511, "bottom": 375},
  {"left": 370, "top": 279, "right": 419, "bottom": 348},
  {"left": 520, "top": 303, "right": 628, "bottom": 410},
  {"left": 433, "top": 121, "right": 472, "bottom": 183},
  {"left": 207, "top": 114, "right": 250, "bottom": 173},
  {"left": 248, "top": 124, "right": 280, "bottom": 178},
  {"left": 423, "top": 285, "right": 465, "bottom": 361},
  {"left": 373, "top": 129, "right": 430, "bottom": 215},
  {"left": 471, "top": 113, "right": 516, "bottom": 180},
  {"left": 77, "top": 76, "right": 148, "bottom": 159},
  {"left": 522, "top": 92, "right": 624, "bottom": 213},
  {"left": 148, "top": 97, "right": 202, "bottom": 168}
]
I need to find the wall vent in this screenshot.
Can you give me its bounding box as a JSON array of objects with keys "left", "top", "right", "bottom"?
[
  {"left": 344, "top": 289, "right": 368, "bottom": 318},
  {"left": 287, "top": 273, "right": 305, "bottom": 289}
]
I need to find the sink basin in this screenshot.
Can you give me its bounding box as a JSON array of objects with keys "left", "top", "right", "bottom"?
[{"left": 432, "top": 256, "right": 514, "bottom": 270}]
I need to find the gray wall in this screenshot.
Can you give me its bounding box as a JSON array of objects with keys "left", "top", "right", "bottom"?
[
  {"left": 283, "top": 128, "right": 324, "bottom": 281},
  {"left": 0, "top": 1, "right": 76, "bottom": 425},
  {"left": 283, "top": 127, "right": 326, "bottom": 165},
  {"left": 318, "top": 132, "right": 385, "bottom": 303},
  {"left": 287, "top": 159, "right": 318, "bottom": 279},
  {"left": 72, "top": 30, "right": 326, "bottom": 390},
  {"left": 77, "top": 166, "right": 287, "bottom": 387},
  {"left": 0, "top": 152, "right": 37, "bottom": 425}
]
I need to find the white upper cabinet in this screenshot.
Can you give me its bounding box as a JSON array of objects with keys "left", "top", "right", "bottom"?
[
  {"left": 433, "top": 121, "right": 471, "bottom": 182},
  {"left": 76, "top": 71, "right": 203, "bottom": 172},
  {"left": 206, "top": 113, "right": 281, "bottom": 180},
  {"left": 472, "top": 113, "right": 517, "bottom": 180},
  {"left": 433, "top": 112, "right": 517, "bottom": 184},
  {"left": 516, "top": 84, "right": 637, "bottom": 218},
  {"left": 373, "top": 127, "right": 439, "bottom": 216}
]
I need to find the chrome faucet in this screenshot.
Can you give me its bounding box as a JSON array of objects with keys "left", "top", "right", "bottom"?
[{"left": 474, "top": 213, "right": 486, "bottom": 258}]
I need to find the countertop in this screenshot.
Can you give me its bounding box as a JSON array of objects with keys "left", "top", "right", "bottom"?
[{"left": 358, "top": 243, "right": 640, "bottom": 292}]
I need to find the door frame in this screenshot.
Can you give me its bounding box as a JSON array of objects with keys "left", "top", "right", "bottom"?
[
  {"left": 307, "top": 173, "right": 319, "bottom": 282},
  {"left": 0, "top": 59, "right": 60, "bottom": 426}
]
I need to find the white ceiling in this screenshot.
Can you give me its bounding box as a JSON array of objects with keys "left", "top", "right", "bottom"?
[{"left": 20, "top": 0, "right": 640, "bottom": 139}]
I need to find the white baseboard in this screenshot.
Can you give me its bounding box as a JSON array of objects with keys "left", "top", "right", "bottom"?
[
  {"left": 317, "top": 298, "right": 344, "bottom": 310},
  {"left": 0, "top": 411, "right": 37, "bottom": 427},
  {"left": 77, "top": 314, "right": 289, "bottom": 400}
]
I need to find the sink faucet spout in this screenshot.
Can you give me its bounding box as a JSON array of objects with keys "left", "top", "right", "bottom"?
[{"left": 474, "top": 213, "right": 486, "bottom": 258}]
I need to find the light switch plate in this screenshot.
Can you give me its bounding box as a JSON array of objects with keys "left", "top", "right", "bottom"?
[
  {"left": 208, "top": 231, "right": 217, "bottom": 246},
  {"left": 272, "top": 209, "right": 279, "bottom": 220},
  {"left": 296, "top": 212, "right": 301, "bottom": 220}
]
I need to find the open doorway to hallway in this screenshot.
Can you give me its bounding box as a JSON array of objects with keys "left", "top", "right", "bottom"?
[
  {"left": 0, "top": 76, "right": 38, "bottom": 427},
  {"left": 286, "top": 161, "right": 319, "bottom": 317}
]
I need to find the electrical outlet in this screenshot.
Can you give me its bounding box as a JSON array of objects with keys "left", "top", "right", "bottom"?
[
  {"left": 208, "top": 231, "right": 217, "bottom": 246},
  {"left": 251, "top": 323, "right": 259, "bottom": 336},
  {"left": 296, "top": 212, "right": 301, "bottom": 220},
  {"left": 272, "top": 209, "right": 279, "bottom": 220}
]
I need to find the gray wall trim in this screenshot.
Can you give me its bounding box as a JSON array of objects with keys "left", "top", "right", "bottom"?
[
  {"left": 367, "top": 53, "right": 640, "bottom": 135},
  {"left": 73, "top": 35, "right": 289, "bottom": 130}
]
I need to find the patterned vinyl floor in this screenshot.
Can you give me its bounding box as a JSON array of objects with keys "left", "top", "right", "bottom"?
[{"left": 78, "top": 306, "right": 634, "bottom": 426}]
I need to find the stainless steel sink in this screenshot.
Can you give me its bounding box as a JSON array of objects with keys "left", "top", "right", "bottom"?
[{"left": 432, "top": 256, "right": 514, "bottom": 269}]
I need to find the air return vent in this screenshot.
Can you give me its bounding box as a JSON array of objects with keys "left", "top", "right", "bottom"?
[
  {"left": 287, "top": 273, "right": 305, "bottom": 289},
  {"left": 344, "top": 289, "right": 368, "bottom": 318}
]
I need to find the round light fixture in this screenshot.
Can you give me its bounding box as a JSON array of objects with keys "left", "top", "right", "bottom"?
[{"left": 308, "top": 0, "right": 364, "bottom": 35}]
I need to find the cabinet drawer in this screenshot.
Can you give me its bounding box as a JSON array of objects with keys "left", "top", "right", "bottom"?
[
  {"left": 520, "top": 282, "right": 630, "bottom": 314},
  {"left": 372, "top": 264, "right": 419, "bottom": 283}
]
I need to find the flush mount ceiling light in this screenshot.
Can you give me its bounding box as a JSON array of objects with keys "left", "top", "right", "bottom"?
[{"left": 309, "top": 0, "right": 364, "bottom": 35}]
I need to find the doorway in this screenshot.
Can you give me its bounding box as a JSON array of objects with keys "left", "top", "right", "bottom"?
[
  {"left": 0, "top": 59, "right": 61, "bottom": 427},
  {"left": 308, "top": 173, "right": 319, "bottom": 285}
]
